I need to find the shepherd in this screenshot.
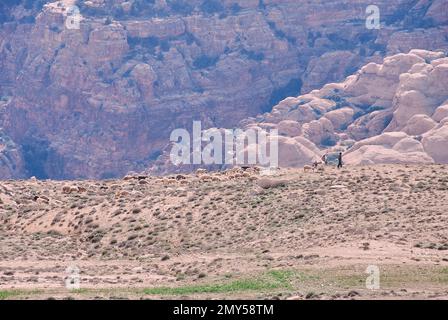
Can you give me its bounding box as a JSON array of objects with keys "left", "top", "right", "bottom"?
[{"left": 337, "top": 152, "right": 343, "bottom": 169}]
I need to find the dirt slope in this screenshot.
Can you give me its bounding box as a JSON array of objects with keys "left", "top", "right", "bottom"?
[{"left": 0, "top": 164, "right": 447, "bottom": 299}]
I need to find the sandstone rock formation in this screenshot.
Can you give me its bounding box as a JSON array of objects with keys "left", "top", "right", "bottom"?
[
  {"left": 1, "top": 1, "right": 448, "bottom": 178},
  {"left": 422, "top": 119, "right": 448, "bottom": 164},
  {"left": 234, "top": 50, "right": 448, "bottom": 168},
  {"left": 433, "top": 105, "right": 448, "bottom": 122},
  {"left": 344, "top": 133, "right": 434, "bottom": 165}
]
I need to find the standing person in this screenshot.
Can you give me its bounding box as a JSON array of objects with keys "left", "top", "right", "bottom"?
[{"left": 337, "top": 152, "right": 343, "bottom": 169}]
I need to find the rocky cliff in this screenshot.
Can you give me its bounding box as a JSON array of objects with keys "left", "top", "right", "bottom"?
[{"left": 1, "top": 0, "right": 447, "bottom": 178}]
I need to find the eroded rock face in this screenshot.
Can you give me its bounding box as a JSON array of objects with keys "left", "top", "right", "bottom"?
[
  {"left": 1, "top": 1, "right": 448, "bottom": 178},
  {"left": 0, "top": 131, "right": 25, "bottom": 179}
]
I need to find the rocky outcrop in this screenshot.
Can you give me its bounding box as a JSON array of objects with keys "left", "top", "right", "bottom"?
[
  {"left": 344, "top": 132, "right": 433, "bottom": 165},
  {"left": 235, "top": 50, "right": 448, "bottom": 167},
  {"left": 1, "top": 1, "right": 448, "bottom": 178},
  {"left": 422, "top": 119, "right": 448, "bottom": 164},
  {"left": 433, "top": 105, "right": 448, "bottom": 122}
]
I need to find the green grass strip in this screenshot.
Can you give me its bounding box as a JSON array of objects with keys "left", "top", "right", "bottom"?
[{"left": 143, "top": 270, "right": 294, "bottom": 296}]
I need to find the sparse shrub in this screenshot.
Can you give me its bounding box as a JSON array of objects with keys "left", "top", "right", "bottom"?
[
  {"left": 168, "top": 0, "right": 194, "bottom": 15},
  {"left": 161, "top": 255, "right": 170, "bottom": 261},
  {"left": 127, "top": 234, "right": 138, "bottom": 241},
  {"left": 263, "top": 79, "right": 302, "bottom": 113},
  {"left": 257, "top": 179, "right": 287, "bottom": 189},
  {"left": 200, "top": 0, "right": 224, "bottom": 15},
  {"left": 241, "top": 49, "right": 264, "bottom": 61},
  {"left": 193, "top": 55, "right": 219, "bottom": 69},
  {"left": 321, "top": 137, "right": 337, "bottom": 147},
  {"left": 160, "top": 40, "right": 170, "bottom": 52},
  {"left": 230, "top": 3, "right": 242, "bottom": 14}
]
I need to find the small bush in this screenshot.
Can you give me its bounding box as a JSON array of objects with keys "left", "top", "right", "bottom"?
[
  {"left": 161, "top": 255, "right": 170, "bottom": 261},
  {"left": 200, "top": 0, "right": 224, "bottom": 14},
  {"left": 230, "top": 3, "right": 242, "bottom": 14},
  {"left": 193, "top": 55, "right": 219, "bottom": 69},
  {"left": 241, "top": 49, "right": 264, "bottom": 61}
]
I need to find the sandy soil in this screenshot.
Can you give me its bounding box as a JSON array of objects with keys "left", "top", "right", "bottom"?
[{"left": 0, "top": 164, "right": 447, "bottom": 300}]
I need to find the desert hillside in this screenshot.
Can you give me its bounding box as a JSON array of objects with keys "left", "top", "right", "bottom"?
[
  {"left": 1, "top": 164, "right": 447, "bottom": 299},
  {"left": 1, "top": 0, "right": 448, "bottom": 179}
]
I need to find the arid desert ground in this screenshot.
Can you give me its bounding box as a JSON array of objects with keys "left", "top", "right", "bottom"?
[{"left": 1, "top": 164, "right": 447, "bottom": 300}]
